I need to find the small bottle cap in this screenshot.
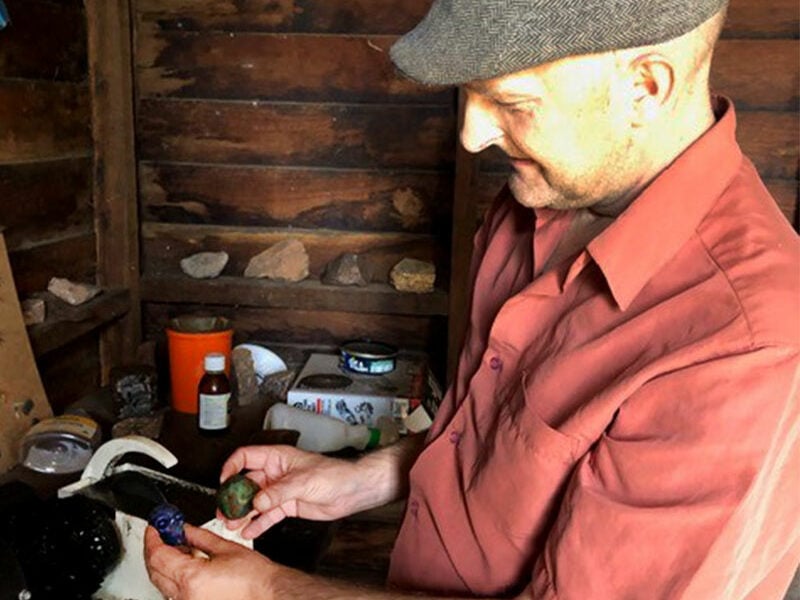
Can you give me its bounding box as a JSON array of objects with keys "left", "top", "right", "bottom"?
[{"left": 204, "top": 352, "right": 226, "bottom": 372}]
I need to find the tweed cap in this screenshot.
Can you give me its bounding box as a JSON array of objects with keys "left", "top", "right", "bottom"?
[{"left": 390, "top": 0, "right": 728, "bottom": 85}]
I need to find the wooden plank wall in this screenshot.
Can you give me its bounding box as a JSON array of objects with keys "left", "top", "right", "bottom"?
[
  {"left": 472, "top": 0, "right": 800, "bottom": 227},
  {"left": 133, "top": 0, "right": 455, "bottom": 370},
  {"left": 0, "top": 0, "right": 101, "bottom": 410}
]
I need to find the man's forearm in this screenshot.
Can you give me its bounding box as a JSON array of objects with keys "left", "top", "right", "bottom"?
[{"left": 352, "top": 432, "right": 427, "bottom": 513}]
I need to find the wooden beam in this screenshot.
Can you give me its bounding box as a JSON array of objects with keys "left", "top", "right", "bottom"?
[
  {"left": 85, "top": 0, "right": 141, "bottom": 379},
  {"left": 447, "top": 89, "right": 478, "bottom": 383},
  {"left": 138, "top": 162, "right": 453, "bottom": 234},
  {"left": 143, "top": 303, "right": 444, "bottom": 355},
  {"left": 141, "top": 275, "right": 449, "bottom": 316}
]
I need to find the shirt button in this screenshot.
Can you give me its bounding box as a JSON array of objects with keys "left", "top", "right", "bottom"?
[
  {"left": 489, "top": 356, "right": 503, "bottom": 371},
  {"left": 449, "top": 430, "right": 461, "bottom": 445}
]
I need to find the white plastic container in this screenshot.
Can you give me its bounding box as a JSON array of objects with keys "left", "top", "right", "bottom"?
[
  {"left": 264, "top": 403, "right": 399, "bottom": 453},
  {"left": 19, "top": 414, "right": 101, "bottom": 474}
]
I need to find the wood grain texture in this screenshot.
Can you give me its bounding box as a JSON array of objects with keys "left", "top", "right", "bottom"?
[
  {"left": 141, "top": 222, "right": 445, "bottom": 282},
  {"left": 766, "top": 178, "right": 799, "bottom": 229},
  {"left": 141, "top": 275, "right": 449, "bottom": 315},
  {"left": 135, "top": 0, "right": 433, "bottom": 34},
  {"left": 135, "top": 0, "right": 797, "bottom": 38},
  {"left": 131, "top": 1, "right": 455, "bottom": 373},
  {"left": 723, "top": 0, "right": 800, "bottom": 39},
  {"left": 0, "top": 80, "right": 91, "bottom": 161},
  {"left": 8, "top": 230, "right": 96, "bottom": 296},
  {"left": 136, "top": 27, "right": 450, "bottom": 104},
  {"left": 0, "top": 158, "right": 93, "bottom": 248},
  {"left": 135, "top": 35, "right": 794, "bottom": 110},
  {"left": 737, "top": 111, "right": 799, "bottom": 179},
  {"left": 712, "top": 40, "right": 799, "bottom": 110},
  {"left": 136, "top": 99, "right": 456, "bottom": 169},
  {"left": 0, "top": 0, "right": 100, "bottom": 413},
  {"left": 37, "top": 335, "right": 100, "bottom": 413},
  {"left": 0, "top": 0, "right": 87, "bottom": 81},
  {"left": 139, "top": 163, "right": 452, "bottom": 233},
  {"left": 143, "top": 302, "right": 446, "bottom": 353},
  {"left": 86, "top": 0, "right": 143, "bottom": 374}
]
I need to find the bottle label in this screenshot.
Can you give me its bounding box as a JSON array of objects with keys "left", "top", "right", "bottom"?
[{"left": 199, "top": 393, "right": 230, "bottom": 430}]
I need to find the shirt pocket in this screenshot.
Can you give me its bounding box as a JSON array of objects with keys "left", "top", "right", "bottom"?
[
  {"left": 510, "top": 371, "right": 581, "bottom": 461},
  {"left": 467, "top": 372, "right": 583, "bottom": 544}
]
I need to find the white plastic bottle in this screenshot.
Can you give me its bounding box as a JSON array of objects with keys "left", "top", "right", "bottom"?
[{"left": 264, "top": 403, "right": 399, "bottom": 453}]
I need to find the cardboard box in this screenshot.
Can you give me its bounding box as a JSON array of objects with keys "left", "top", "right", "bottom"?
[{"left": 287, "top": 353, "right": 431, "bottom": 429}]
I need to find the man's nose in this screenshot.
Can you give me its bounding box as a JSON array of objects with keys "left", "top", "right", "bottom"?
[{"left": 460, "top": 97, "right": 503, "bottom": 154}]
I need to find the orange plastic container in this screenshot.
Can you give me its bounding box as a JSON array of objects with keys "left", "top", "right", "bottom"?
[{"left": 166, "top": 316, "right": 233, "bottom": 414}]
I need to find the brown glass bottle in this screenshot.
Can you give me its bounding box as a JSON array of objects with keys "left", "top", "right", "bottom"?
[{"left": 197, "top": 352, "right": 231, "bottom": 437}]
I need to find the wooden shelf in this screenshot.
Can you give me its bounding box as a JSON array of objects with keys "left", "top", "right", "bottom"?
[
  {"left": 140, "top": 275, "right": 449, "bottom": 316},
  {"left": 27, "top": 289, "right": 132, "bottom": 357}
]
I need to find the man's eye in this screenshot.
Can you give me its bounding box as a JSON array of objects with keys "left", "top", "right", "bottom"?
[{"left": 496, "top": 100, "right": 535, "bottom": 114}]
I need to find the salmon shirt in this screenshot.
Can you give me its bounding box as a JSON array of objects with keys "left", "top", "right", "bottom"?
[{"left": 388, "top": 98, "right": 800, "bottom": 599}]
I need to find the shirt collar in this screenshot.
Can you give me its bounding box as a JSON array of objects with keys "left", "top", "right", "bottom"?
[{"left": 586, "top": 96, "right": 743, "bottom": 310}]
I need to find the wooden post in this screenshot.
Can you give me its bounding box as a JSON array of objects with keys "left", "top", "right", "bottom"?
[
  {"left": 85, "top": 0, "right": 140, "bottom": 379},
  {"left": 447, "top": 89, "right": 478, "bottom": 382}
]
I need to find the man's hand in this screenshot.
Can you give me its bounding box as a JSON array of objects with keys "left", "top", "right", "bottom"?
[
  {"left": 218, "top": 444, "right": 372, "bottom": 539},
  {"left": 144, "top": 524, "right": 273, "bottom": 600},
  {"left": 145, "top": 510, "right": 506, "bottom": 600}
]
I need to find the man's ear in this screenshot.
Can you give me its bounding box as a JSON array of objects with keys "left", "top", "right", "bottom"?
[{"left": 627, "top": 53, "right": 675, "bottom": 126}]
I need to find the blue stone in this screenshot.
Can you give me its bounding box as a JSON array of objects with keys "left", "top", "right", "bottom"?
[{"left": 148, "top": 504, "right": 187, "bottom": 546}]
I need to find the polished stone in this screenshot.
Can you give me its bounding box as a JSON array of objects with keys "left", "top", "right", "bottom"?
[
  {"left": 149, "top": 503, "right": 187, "bottom": 546},
  {"left": 217, "top": 473, "right": 260, "bottom": 520}
]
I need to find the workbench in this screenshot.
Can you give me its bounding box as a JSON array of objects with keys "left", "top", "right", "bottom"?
[{"left": 0, "top": 398, "right": 405, "bottom": 589}]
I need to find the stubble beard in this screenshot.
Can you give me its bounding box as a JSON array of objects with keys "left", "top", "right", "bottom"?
[{"left": 508, "top": 165, "right": 581, "bottom": 211}]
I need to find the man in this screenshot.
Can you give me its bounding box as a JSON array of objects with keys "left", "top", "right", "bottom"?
[{"left": 144, "top": 1, "right": 800, "bottom": 598}]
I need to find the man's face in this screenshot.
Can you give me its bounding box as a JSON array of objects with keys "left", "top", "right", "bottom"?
[{"left": 461, "top": 55, "right": 638, "bottom": 212}]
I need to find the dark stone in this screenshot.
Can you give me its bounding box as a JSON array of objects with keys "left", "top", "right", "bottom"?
[
  {"left": 110, "top": 365, "right": 159, "bottom": 419},
  {"left": 0, "top": 492, "right": 121, "bottom": 600},
  {"left": 321, "top": 253, "right": 368, "bottom": 287},
  {"left": 111, "top": 412, "right": 165, "bottom": 440},
  {"left": 260, "top": 369, "right": 297, "bottom": 406},
  {"left": 217, "top": 473, "right": 261, "bottom": 520},
  {"left": 232, "top": 346, "right": 260, "bottom": 407}
]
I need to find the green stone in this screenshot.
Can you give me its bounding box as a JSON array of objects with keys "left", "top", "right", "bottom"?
[{"left": 217, "top": 473, "right": 261, "bottom": 519}]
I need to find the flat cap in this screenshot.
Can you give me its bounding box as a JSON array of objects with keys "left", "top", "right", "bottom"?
[{"left": 390, "top": 0, "right": 729, "bottom": 85}]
